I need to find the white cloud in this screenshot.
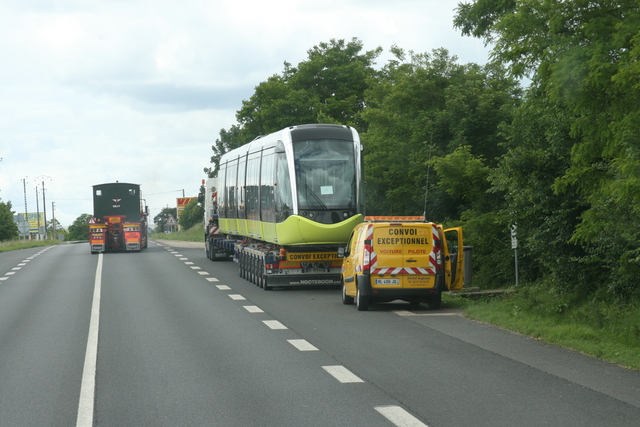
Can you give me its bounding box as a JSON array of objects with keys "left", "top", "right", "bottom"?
[{"left": 0, "top": 0, "right": 489, "bottom": 228}]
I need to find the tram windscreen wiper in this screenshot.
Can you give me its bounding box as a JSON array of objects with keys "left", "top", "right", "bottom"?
[{"left": 305, "top": 183, "right": 328, "bottom": 211}]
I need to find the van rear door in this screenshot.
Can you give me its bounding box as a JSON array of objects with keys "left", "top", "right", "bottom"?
[
  {"left": 438, "top": 226, "right": 464, "bottom": 291},
  {"left": 401, "top": 223, "right": 435, "bottom": 288},
  {"left": 371, "top": 223, "right": 435, "bottom": 289}
]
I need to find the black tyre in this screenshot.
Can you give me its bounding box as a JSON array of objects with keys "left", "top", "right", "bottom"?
[
  {"left": 263, "top": 274, "right": 272, "bottom": 291},
  {"left": 408, "top": 298, "right": 421, "bottom": 309},
  {"left": 342, "top": 282, "right": 354, "bottom": 305},
  {"left": 356, "top": 288, "right": 370, "bottom": 311},
  {"left": 427, "top": 293, "right": 442, "bottom": 310}
]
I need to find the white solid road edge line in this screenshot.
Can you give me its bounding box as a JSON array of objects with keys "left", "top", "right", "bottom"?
[
  {"left": 375, "top": 405, "right": 429, "bottom": 427},
  {"left": 76, "top": 253, "right": 103, "bottom": 427}
]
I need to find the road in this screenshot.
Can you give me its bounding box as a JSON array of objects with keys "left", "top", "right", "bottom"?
[{"left": 0, "top": 241, "right": 638, "bottom": 426}]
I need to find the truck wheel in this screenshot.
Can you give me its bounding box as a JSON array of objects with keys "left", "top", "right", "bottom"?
[
  {"left": 356, "top": 288, "right": 370, "bottom": 311},
  {"left": 342, "top": 282, "right": 354, "bottom": 305}
]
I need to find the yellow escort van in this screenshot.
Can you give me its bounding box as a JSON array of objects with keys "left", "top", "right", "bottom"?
[{"left": 339, "top": 216, "right": 465, "bottom": 311}]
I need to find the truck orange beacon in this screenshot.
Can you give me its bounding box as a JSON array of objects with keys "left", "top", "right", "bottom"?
[{"left": 339, "top": 216, "right": 469, "bottom": 311}]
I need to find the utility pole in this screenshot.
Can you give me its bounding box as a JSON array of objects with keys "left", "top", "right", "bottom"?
[
  {"left": 52, "top": 202, "right": 56, "bottom": 240},
  {"left": 37, "top": 176, "right": 51, "bottom": 239},
  {"left": 42, "top": 180, "right": 48, "bottom": 239},
  {"left": 22, "top": 177, "right": 29, "bottom": 239},
  {"left": 35, "top": 186, "right": 41, "bottom": 240}
]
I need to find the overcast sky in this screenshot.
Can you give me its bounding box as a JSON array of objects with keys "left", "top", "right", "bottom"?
[{"left": 0, "top": 0, "right": 489, "bottom": 229}]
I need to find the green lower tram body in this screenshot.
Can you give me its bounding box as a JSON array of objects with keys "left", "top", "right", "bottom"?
[{"left": 218, "top": 214, "right": 363, "bottom": 246}]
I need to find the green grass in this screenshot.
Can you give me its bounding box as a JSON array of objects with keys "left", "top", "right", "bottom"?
[
  {"left": 0, "top": 239, "right": 63, "bottom": 252},
  {"left": 445, "top": 286, "right": 640, "bottom": 371},
  {"left": 149, "top": 224, "right": 203, "bottom": 242}
]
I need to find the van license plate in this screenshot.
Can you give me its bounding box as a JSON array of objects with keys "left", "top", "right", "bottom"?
[{"left": 375, "top": 279, "right": 400, "bottom": 285}]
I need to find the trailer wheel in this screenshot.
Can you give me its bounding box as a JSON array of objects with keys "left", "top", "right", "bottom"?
[
  {"left": 263, "top": 275, "right": 272, "bottom": 291},
  {"left": 356, "top": 288, "right": 370, "bottom": 311},
  {"left": 342, "top": 282, "right": 354, "bottom": 305},
  {"left": 238, "top": 252, "right": 244, "bottom": 278},
  {"left": 250, "top": 255, "right": 257, "bottom": 285},
  {"left": 257, "top": 264, "right": 264, "bottom": 288}
]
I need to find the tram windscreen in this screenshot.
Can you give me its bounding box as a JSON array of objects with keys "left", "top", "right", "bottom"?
[{"left": 293, "top": 139, "right": 356, "bottom": 210}]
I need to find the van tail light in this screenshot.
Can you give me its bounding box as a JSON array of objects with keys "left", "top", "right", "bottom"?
[
  {"left": 433, "top": 238, "right": 443, "bottom": 270},
  {"left": 363, "top": 239, "right": 372, "bottom": 273}
]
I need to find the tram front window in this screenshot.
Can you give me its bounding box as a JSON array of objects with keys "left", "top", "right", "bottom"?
[{"left": 293, "top": 139, "right": 356, "bottom": 211}]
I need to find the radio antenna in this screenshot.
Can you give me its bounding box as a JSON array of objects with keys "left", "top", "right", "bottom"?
[{"left": 423, "top": 132, "right": 434, "bottom": 220}]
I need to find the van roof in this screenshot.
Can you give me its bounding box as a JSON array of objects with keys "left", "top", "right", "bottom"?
[{"left": 364, "top": 216, "right": 427, "bottom": 222}]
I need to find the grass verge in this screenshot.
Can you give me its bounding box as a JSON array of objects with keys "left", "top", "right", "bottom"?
[
  {"left": 149, "top": 224, "right": 203, "bottom": 242},
  {"left": 0, "top": 239, "right": 63, "bottom": 253},
  {"left": 443, "top": 286, "right": 640, "bottom": 371}
]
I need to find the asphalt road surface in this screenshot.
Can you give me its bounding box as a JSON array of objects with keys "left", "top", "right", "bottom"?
[{"left": 0, "top": 241, "right": 638, "bottom": 427}]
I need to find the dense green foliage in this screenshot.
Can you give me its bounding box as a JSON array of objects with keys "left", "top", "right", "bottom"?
[
  {"left": 178, "top": 198, "right": 204, "bottom": 231},
  {"left": 153, "top": 207, "right": 178, "bottom": 233},
  {"left": 0, "top": 200, "right": 19, "bottom": 242},
  {"left": 455, "top": 0, "right": 640, "bottom": 300},
  {"left": 206, "top": 2, "right": 640, "bottom": 302},
  {"left": 67, "top": 213, "right": 91, "bottom": 241}
]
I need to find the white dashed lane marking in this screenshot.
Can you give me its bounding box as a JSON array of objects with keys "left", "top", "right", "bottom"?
[
  {"left": 375, "top": 406, "right": 430, "bottom": 427},
  {"left": 180, "top": 247, "right": 431, "bottom": 427},
  {"left": 288, "top": 339, "right": 318, "bottom": 351},
  {"left": 322, "top": 366, "right": 364, "bottom": 383},
  {"left": 263, "top": 320, "right": 287, "bottom": 330}
]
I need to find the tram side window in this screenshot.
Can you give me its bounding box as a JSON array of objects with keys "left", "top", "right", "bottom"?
[
  {"left": 260, "top": 151, "right": 275, "bottom": 223},
  {"left": 218, "top": 164, "right": 227, "bottom": 218},
  {"left": 237, "top": 156, "right": 246, "bottom": 219},
  {"left": 246, "top": 154, "right": 260, "bottom": 221},
  {"left": 227, "top": 160, "right": 237, "bottom": 219},
  {"left": 275, "top": 151, "right": 293, "bottom": 222}
]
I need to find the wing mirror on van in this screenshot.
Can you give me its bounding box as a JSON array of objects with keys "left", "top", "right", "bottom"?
[{"left": 338, "top": 247, "right": 346, "bottom": 258}]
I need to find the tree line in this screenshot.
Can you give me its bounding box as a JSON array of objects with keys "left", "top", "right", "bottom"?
[{"left": 205, "top": 1, "right": 638, "bottom": 302}]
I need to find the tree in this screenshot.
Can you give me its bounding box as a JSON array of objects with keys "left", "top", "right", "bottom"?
[
  {"left": 205, "top": 124, "right": 245, "bottom": 178},
  {"left": 361, "top": 47, "right": 519, "bottom": 218},
  {"left": 46, "top": 218, "right": 65, "bottom": 239},
  {"left": 153, "top": 207, "right": 177, "bottom": 233},
  {"left": 178, "top": 198, "right": 203, "bottom": 230},
  {"left": 67, "top": 214, "right": 91, "bottom": 241},
  {"left": 206, "top": 38, "right": 382, "bottom": 177},
  {"left": 0, "top": 200, "right": 19, "bottom": 242},
  {"left": 237, "top": 38, "right": 381, "bottom": 136},
  {"left": 455, "top": 0, "right": 640, "bottom": 299}
]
